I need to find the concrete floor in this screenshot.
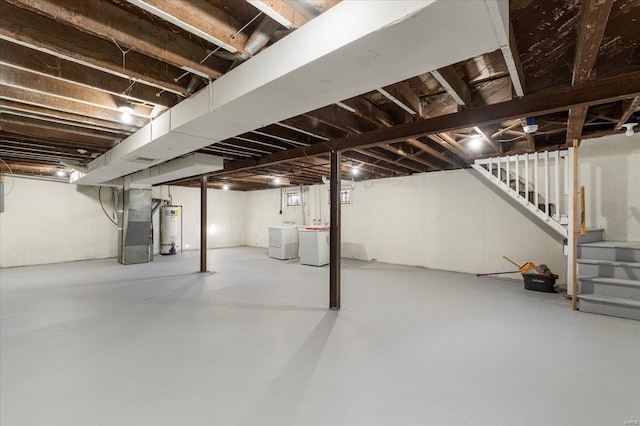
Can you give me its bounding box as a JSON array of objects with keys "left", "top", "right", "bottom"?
[{"left": 1, "top": 247, "right": 639, "bottom": 426}]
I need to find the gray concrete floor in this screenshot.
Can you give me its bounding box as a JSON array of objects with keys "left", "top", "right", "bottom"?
[{"left": 1, "top": 247, "right": 639, "bottom": 426}]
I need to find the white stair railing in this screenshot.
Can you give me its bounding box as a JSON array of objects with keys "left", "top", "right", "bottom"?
[{"left": 472, "top": 150, "right": 570, "bottom": 238}]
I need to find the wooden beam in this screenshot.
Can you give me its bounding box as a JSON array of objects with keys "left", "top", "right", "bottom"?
[
  {"left": 0, "top": 100, "right": 138, "bottom": 133},
  {"left": 0, "top": 40, "right": 177, "bottom": 108},
  {"left": 379, "top": 83, "right": 421, "bottom": 116},
  {"left": 0, "top": 117, "right": 120, "bottom": 146},
  {"left": 431, "top": 66, "right": 472, "bottom": 107},
  {"left": 473, "top": 126, "right": 500, "bottom": 154},
  {"left": 0, "top": 85, "right": 148, "bottom": 127},
  {"left": 438, "top": 133, "right": 475, "bottom": 160},
  {"left": 566, "top": 0, "right": 614, "bottom": 143},
  {"left": 572, "top": 0, "right": 614, "bottom": 85},
  {"left": 404, "top": 138, "right": 457, "bottom": 167},
  {"left": 505, "top": 22, "right": 526, "bottom": 97},
  {"left": 355, "top": 148, "right": 423, "bottom": 173},
  {"left": 1, "top": 66, "right": 153, "bottom": 118},
  {"left": 344, "top": 151, "right": 408, "bottom": 176},
  {"left": 566, "top": 106, "right": 589, "bottom": 143},
  {"left": 218, "top": 69, "right": 640, "bottom": 173},
  {"left": 0, "top": 4, "right": 187, "bottom": 95},
  {"left": 616, "top": 96, "right": 640, "bottom": 128},
  {"left": 5, "top": 0, "right": 225, "bottom": 79},
  {"left": 247, "top": 0, "right": 310, "bottom": 29},
  {"left": 382, "top": 143, "right": 441, "bottom": 170},
  {"left": 124, "top": 0, "right": 247, "bottom": 53},
  {"left": 425, "top": 134, "right": 471, "bottom": 164}
]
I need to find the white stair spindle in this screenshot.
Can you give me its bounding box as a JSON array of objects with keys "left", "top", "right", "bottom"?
[
  {"left": 534, "top": 153, "right": 538, "bottom": 210},
  {"left": 525, "top": 154, "right": 529, "bottom": 204},
  {"left": 515, "top": 155, "right": 520, "bottom": 195},
  {"left": 554, "top": 151, "right": 560, "bottom": 221},
  {"left": 544, "top": 150, "right": 549, "bottom": 217}
]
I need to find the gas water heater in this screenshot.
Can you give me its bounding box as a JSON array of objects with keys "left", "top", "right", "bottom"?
[{"left": 160, "top": 205, "right": 182, "bottom": 255}]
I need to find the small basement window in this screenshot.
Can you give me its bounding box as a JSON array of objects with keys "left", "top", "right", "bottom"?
[
  {"left": 340, "top": 188, "right": 351, "bottom": 205},
  {"left": 286, "top": 192, "right": 301, "bottom": 206}
]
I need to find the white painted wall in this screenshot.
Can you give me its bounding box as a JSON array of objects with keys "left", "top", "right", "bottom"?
[
  {"left": 0, "top": 177, "right": 118, "bottom": 268},
  {"left": 152, "top": 185, "right": 246, "bottom": 252},
  {"left": 244, "top": 170, "right": 567, "bottom": 282},
  {"left": 579, "top": 133, "right": 640, "bottom": 241},
  {"left": 0, "top": 179, "right": 247, "bottom": 268},
  {"left": 3, "top": 133, "right": 635, "bottom": 273}
]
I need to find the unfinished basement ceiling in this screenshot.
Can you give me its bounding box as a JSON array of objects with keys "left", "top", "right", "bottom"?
[{"left": 0, "top": 0, "right": 639, "bottom": 190}]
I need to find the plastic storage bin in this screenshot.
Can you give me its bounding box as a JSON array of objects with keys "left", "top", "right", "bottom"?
[{"left": 523, "top": 274, "right": 558, "bottom": 292}]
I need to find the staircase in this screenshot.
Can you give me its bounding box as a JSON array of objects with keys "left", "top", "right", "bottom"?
[
  {"left": 577, "top": 234, "right": 640, "bottom": 321},
  {"left": 472, "top": 150, "right": 569, "bottom": 238}
]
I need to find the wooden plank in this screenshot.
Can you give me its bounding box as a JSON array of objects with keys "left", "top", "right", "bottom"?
[
  {"left": 0, "top": 4, "right": 187, "bottom": 95},
  {"left": 0, "top": 117, "right": 121, "bottom": 145},
  {"left": 519, "top": 118, "right": 536, "bottom": 152},
  {"left": 566, "top": 106, "right": 588, "bottom": 143},
  {"left": 473, "top": 126, "right": 500, "bottom": 154},
  {"left": 0, "top": 99, "right": 138, "bottom": 133},
  {"left": 616, "top": 96, "right": 640, "bottom": 128},
  {"left": 580, "top": 186, "right": 586, "bottom": 236},
  {"left": 506, "top": 22, "right": 526, "bottom": 96},
  {"left": 0, "top": 40, "right": 177, "bottom": 108},
  {"left": 426, "top": 134, "right": 472, "bottom": 164},
  {"left": 358, "top": 148, "right": 424, "bottom": 173},
  {"left": 1, "top": 66, "right": 153, "bottom": 118},
  {"left": 566, "top": 0, "right": 614, "bottom": 144},
  {"left": 5, "top": 0, "right": 224, "bottom": 78},
  {"left": 404, "top": 138, "right": 456, "bottom": 167},
  {"left": 572, "top": 0, "right": 614, "bottom": 85},
  {"left": 431, "top": 66, "right": 472, "bottom": 107},
  {"left": 248, "top": 0, "right": 310, "bottom": 29},
  {"left": 381, "top": 144, "right": 441, "bottom": 170},
  {"left": 125, "top": 0, "right": 247, "bottom": 53},
  {"left": 0, "top": 85, "right": 148, "bottom": 127}
]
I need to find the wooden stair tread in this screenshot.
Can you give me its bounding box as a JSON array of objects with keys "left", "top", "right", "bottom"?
[
  {"left": 578, "top": 294, "right": 640, "bottom": 308},
  {"left": 578, "top": 259, "right": 640, "bottom": 268},
  {"left": 578, "top": 276, "right": 640, "bottom": 287}
]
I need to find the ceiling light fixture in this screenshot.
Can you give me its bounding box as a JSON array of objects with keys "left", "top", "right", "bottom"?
[
  {"left": 118, "top": 102, "right": 134, "bottom": 123},
  {"left": 222, "top": 183, "right": 229, "bottom": 191},
  {"left": 273, "top": 177, "right": 281, "bottom": 185},
  {"left": 351, "top": 162, "right": 359, "bottom": 176},
  {"left": 523, "top": 117, "right": 538, "bottom": 134},
  {"left": 469, "top": 132, "right": 483, "bottom": 151},
  {"left": 55, "top": 165, "right": 66, "bottom": 176},
  {"left": 77, "top": 148, "right": 88, "bottom": 154},
  {"left": 621, "top": 122, "right": 637, "bottom": 137}
]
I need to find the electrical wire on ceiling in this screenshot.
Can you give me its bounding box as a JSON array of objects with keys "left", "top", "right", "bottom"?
[{"left": 0, "top": 157, "right": 15, "bottom": 196}]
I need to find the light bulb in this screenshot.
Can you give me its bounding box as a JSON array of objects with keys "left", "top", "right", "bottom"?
[
  {"left": 622, "top": 123, "right": 637, "bottom": 136},
  {"left": 469, "top": 136, "right": 483, "bottom": 151},
  {"left": 121, "top": 111, "right": 132, "bottom": 123},
  {"left": 351, "top": 166, "right": 359, "bottom": 176},
  {"left": 274, "top": 177, "right": 281, "bottom": 185},
  {"left": 222, "top": 183, "right": 229, "bottom": 190}
]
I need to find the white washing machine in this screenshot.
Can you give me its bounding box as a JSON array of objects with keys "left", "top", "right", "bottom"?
[
  {"left": 298, "top": 226, "right": 330, "bottom": 266},
  {"left": 268, "top": 225, "right": 299, "bottom": 260}
]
